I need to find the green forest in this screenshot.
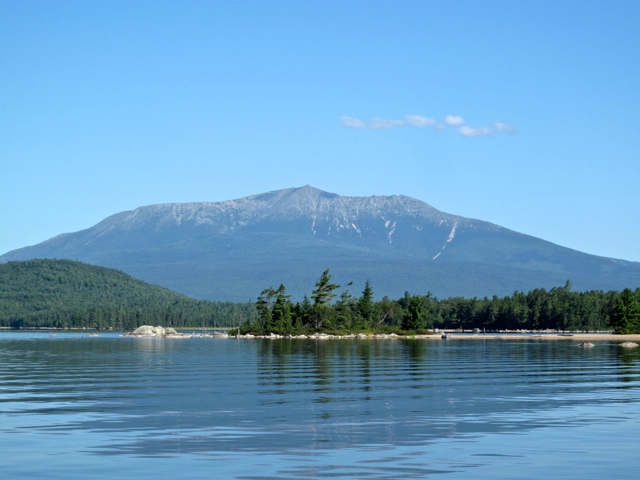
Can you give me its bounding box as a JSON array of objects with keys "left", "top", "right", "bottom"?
[
  {"left": 0, "top": 259, "right": 256, "bottom": 329},
  {"left": 1, "top": 260, "right": 639, "bottom": 333},
  {"left": 234, "top": 270, "right": 640, "bottom": 335}
]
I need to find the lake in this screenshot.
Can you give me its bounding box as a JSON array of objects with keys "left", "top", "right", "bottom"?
[{"left": 1, "top": 332, "right": 639, "bottom": 479}]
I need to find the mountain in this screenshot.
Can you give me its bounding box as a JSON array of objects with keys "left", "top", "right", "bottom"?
[{"left": 2, "top": 186, "right": 639, "bottom": 301}]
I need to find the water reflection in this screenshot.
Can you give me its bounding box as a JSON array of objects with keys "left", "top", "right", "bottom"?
[{"left": 1, "top": 335, "right": 640, "bottom": 479}]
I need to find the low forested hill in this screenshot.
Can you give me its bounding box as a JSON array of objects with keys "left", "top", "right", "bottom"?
[{"left": 0, "top": 259, "right": 256, "bottom": 329}]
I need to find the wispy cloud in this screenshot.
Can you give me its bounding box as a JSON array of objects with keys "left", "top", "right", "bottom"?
[
  {"left": 339, "top": 114, "right": 516, "bottom": 138},
  {"left": 493, "top": 122, "right": 516, "bottom": 133},
  {"left": 445, "top": 115, "right": 465, "bottom": 126},
  {"left": 369, "top": 117, "right": 406, "bottom": 129},
  {"left": 340, "top": 114, "right": 443, "bottom": 131},
  {"left": 458, "top": 126, "right": 493, "bottom": 137},
  {"left": 339, "top": 116, "right": 367, "bottom": 129},
  {"left": 458, "top": 122, "right": 517, "bottom": 138},
  {"left": 404, "top": 115, "right": 437, "bottom": 127}
]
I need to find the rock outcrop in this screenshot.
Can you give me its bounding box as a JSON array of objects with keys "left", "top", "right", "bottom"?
[
  {"left": 125, "top": 325, "right": 190, "bottom": 338},
  {"left": 619, "top": 342, "right": 639, "bottom": 348}
]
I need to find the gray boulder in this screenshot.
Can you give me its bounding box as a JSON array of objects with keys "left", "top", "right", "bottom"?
[
  {"left": 132, "top": 325, "right": 155, "bottom": 336},
  {"left": 129, "top": 325, "right": 168, "bottom": 336},
  {"left": 619, "top": 342, "right": 639, "bottom": 348},
  {"left": 577, "top": 342, "right": 595, "bottom": 348}
]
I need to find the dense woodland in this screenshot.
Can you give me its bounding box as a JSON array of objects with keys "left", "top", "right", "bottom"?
[
  {"left": 1, "top": 260, "right": 639, "bottom": 333},
  {"left": 234, "top": 270, "right": 640, "bottom": 335},
  {"left": 0, "top": 260, "right": 256, "bottom": 329}
]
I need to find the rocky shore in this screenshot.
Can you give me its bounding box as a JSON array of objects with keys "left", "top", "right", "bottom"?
[
  {"left": 232, "top": 332, "right": 405, "bottom": 339},
  {"left": 123, "top": 326, "right": 640, "bottom": 344}
]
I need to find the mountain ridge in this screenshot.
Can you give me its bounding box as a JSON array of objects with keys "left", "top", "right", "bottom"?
[{"left": 2, "top": 186, "right": 638, "bottom": 301}]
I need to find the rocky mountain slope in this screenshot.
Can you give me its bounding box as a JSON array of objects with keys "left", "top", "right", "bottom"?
[{"left": 2, "top": 186, "right": 639, "bottom": 301}]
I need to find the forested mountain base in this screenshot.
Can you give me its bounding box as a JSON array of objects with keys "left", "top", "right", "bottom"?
[
  {"left": 1, "top": 260, "right": 639, "bottom": 333},
  {"left": 0, "top": 260, "right": 256, "bottom": 329}
]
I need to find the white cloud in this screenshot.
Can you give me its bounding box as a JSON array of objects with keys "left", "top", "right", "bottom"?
[
  {"left": 404, "top": 115, "right": 436, "bottom": 127},
  {"left": 458, "top": 122, "right": 517, "bottom": 137},
  {"left": 458, "top": 126, "right": 493, "bottom": 137},
  {"left": 493, "top": 122, "right": 516, "bottom": 133},
  {"left": 339, "top": 116, "right": 367, "bottom": 128},
  {"left": 445, "top": 115, "right": 465, "bottom": 126},
  {"left": 338, "top": 115, "right": 442, "bottom": 130},
  {"left": 369, "top": 117, "right": 406, "bottom": 129},
  {"left": 339, "top": 114, "right": 515, "bottom": 138}
]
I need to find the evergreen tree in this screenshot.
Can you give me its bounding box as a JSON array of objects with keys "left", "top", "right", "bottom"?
[
  {"left": 312, "top": 304, "right": 336, "bottom": 330},
  {"left": 608, "top": 288, "right": 640, "bottom": 334},
  {"left": 271, "top": 284, "right": 293, "bottom": 333},
  {"left": 256, "top": 287, "right": 277, "bottom": 331},
  {"left": 299, "top": 294, "right": 312, "bottom": 328},
  {"left": 402, "top": 295, "right": 426, "bottom": 331},
  {"left": 311, "top": 269, "right": 341, "bottom": 305},
  {"left": 335, "top": 282, "right": 354, "bottom": 328},
  {"left": 374, "top": 296, "right": 402, "bottom": 328},
  {"left": 357, "top": 280, "right": 374, "bottom": 329}
]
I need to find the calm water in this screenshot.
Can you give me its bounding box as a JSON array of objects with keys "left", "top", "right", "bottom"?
[{"left": 1, "top": 332, "right": 639, "bottom": 479}]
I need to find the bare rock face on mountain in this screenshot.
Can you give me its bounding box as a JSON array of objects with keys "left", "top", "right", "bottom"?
[{"left": 1, "top": 186, "right": 639, "bottom": 301}]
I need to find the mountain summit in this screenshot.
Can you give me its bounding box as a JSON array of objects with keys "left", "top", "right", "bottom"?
[{"left": 2, "top": 186, "right": 638, "bottom": 301}]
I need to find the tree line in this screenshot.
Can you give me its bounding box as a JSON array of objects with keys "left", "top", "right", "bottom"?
[{"left": 234, "top": 270, "right": 640, "bottom": 335}]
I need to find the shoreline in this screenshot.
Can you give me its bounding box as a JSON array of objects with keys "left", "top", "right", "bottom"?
[
  {"left": 436, "top": 333, "right": 640, "bottom": 341},
  {"left": 3, "top": 329, "right": 639, "bottom": 341},
  {"left": 128, "top": 332, "right": 640, "bottom": 341},
  {"left": 0, "top": 326, "right": 231, "bottom": 331}
]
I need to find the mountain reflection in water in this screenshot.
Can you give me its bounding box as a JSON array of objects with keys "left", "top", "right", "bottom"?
[{"left": 1, "top": 333, "right": 639, "bottom": 479}]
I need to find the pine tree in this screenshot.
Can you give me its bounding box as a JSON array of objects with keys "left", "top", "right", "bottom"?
[
  {"left": 335, "top": 282, "right": 354, "bottom": 328},
  {"left": 271, "top": 284, "right": 293, "bottom": 333},
  {"left": 311, "top": 269, "right": 340, "bottom": 305},
  {"left": 256, "top": 287, "right": 276, "bottom": 332},
  {"left": 608, "top": 288, "right": 640, "bottom": 334},
  {"left": 402, "top": 295, "right": 426, "bottom": 331},
  {"left": 358, "top": 280, "right": 374, "bottom": 329},
  {"left": 298, "top": 294, "right": 312, "bottom": 328}
]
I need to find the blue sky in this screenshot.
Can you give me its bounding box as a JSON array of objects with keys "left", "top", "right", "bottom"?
[{"left": 2, "top": 0, "right": 639, "bottom": 261}]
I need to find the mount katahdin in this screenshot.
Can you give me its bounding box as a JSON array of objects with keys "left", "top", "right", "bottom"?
[{"left": 2, "top": 186, "right": 639, "bottom": 301}]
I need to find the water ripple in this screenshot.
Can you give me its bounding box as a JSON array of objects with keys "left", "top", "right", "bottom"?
[{"left": 1, "top": 335, "right": 640, "bottom": 479}]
